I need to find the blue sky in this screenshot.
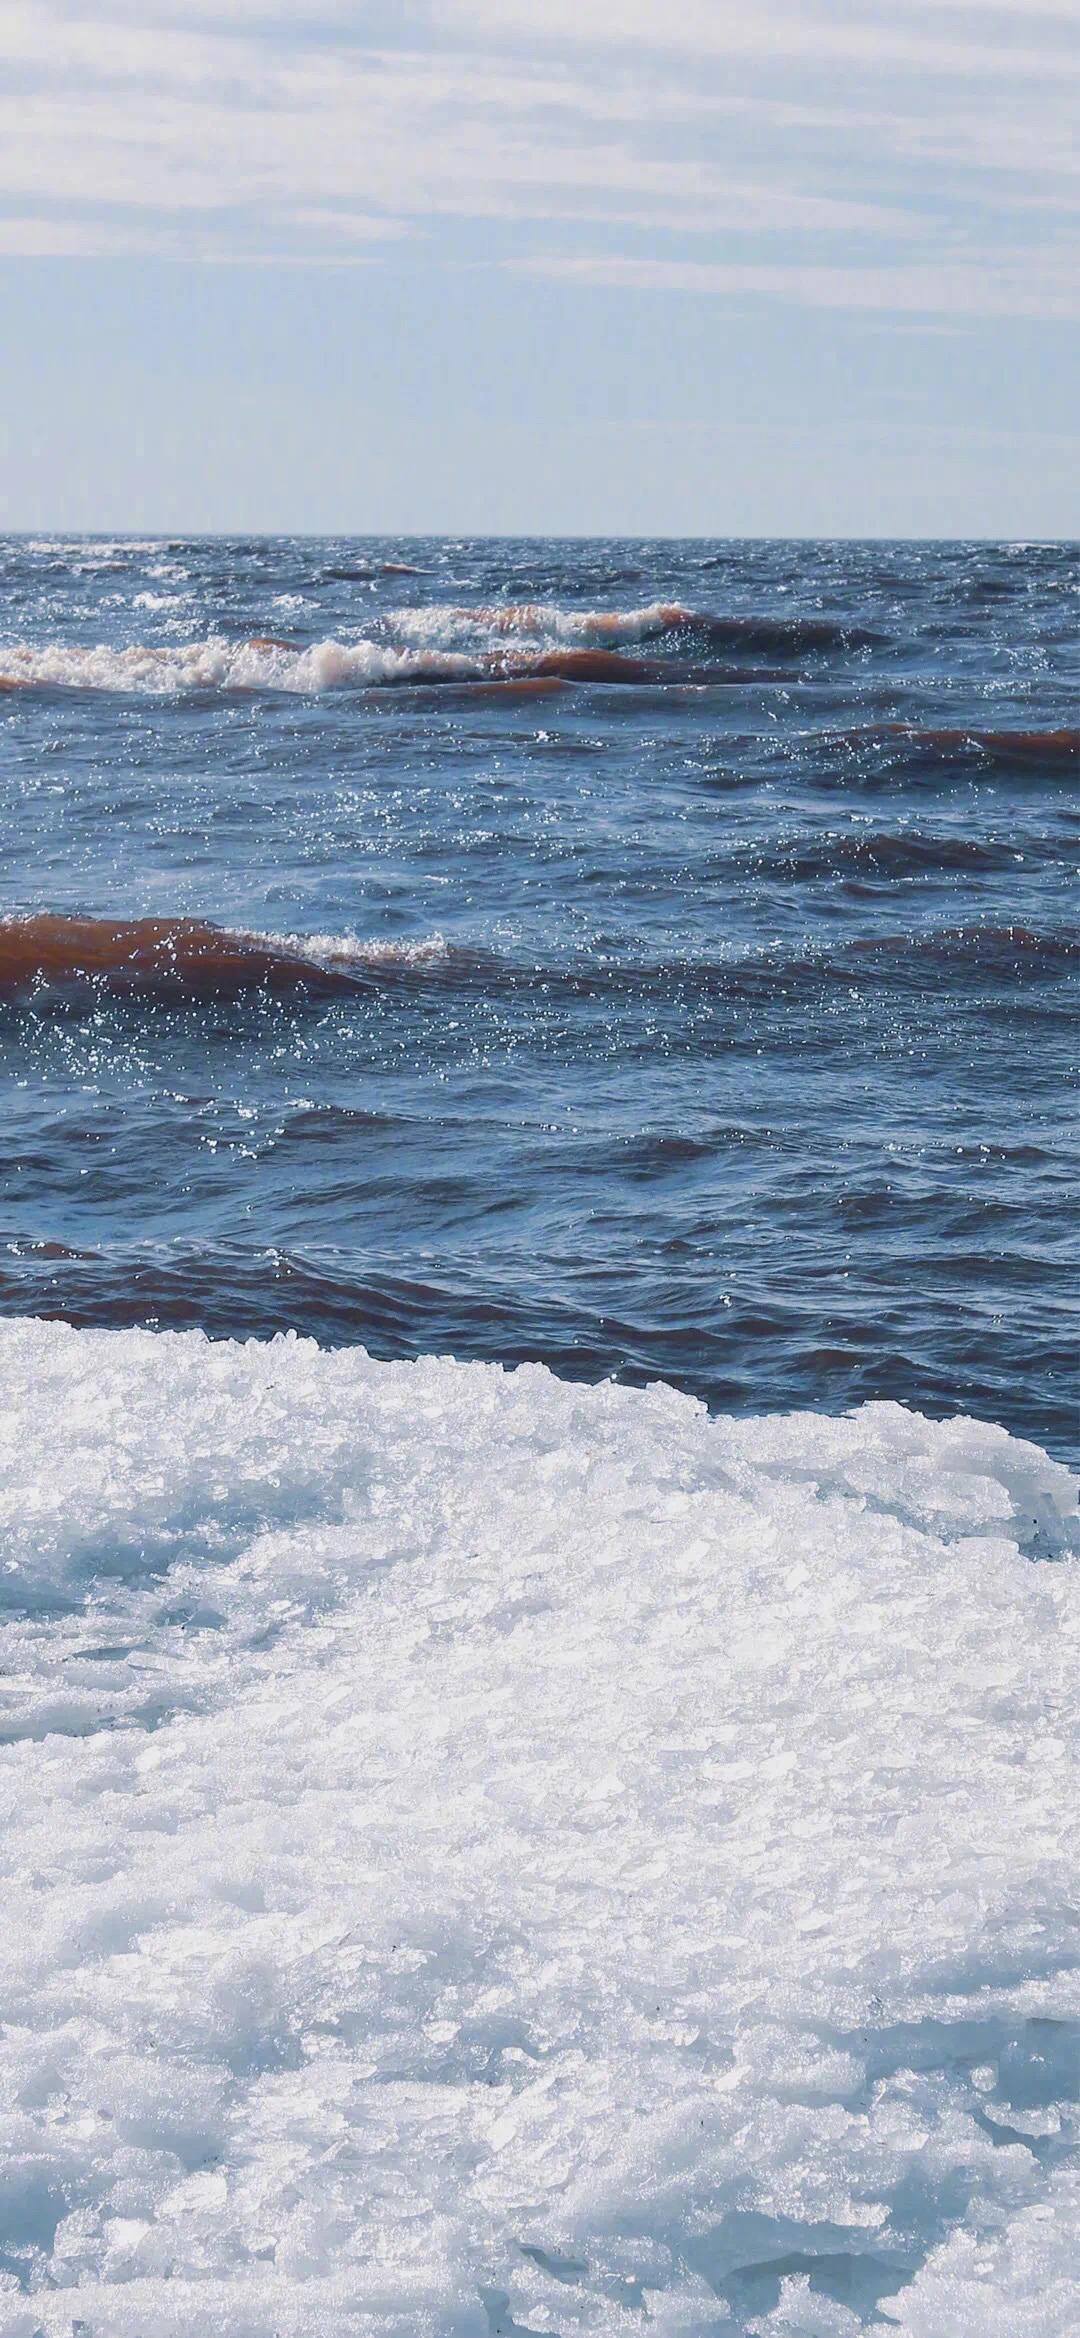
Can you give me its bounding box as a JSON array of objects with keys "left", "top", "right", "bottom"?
[{"left": 0, "top": 0, "right": 1077, "bottom": 535}]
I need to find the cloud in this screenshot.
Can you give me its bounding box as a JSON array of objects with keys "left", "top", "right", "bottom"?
[
  {"left": 0, "top": 0, "right": 1076, "bottom": 321},
  {"left": 446, "top": 0, "right": 1078, "bottom": 80},
  {"left": 519, "top": 251, "right": 1080, "bottom": 322}
]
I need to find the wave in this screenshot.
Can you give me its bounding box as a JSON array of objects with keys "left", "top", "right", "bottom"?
[
  {"left": 527, "top": 924, "right": 1080, "bottom": 1002},
  {"left": 0, "top": 915, "right": 463, "bottom": 999},
  {"left": 320, "top": 560, "right": 429, "bottom": 581},
  {"left": 500, "top": 923, "right": 1079, "bottom": 996},
  {"left": 841, "top": 920, "right": 1079, "bottom": 970},
  {"left": 3, "top": 912, "right": 1073, "bottom": 1009},
  {"left": 0, "top": 636, "right": 682, "bottom": 694},
  {"left": 0, "top": 636, "right": 757, "bottom": 696},
  {"left": 751, "top": 828, "right": 1042, "bottom": 881},
  {"left": 696, "top": 612, "right": 887, "bottom": 654},
  {"left": 554, "top": 923, "right": 1078, "bottom": 999},
  {"left": 389, "top": 603, "right": 888, "bottom": 658},
  {"left": 261, "top": 926, "right": 460, "bottom": 973},
  {"left": 21, "top": 537, "right": 174, "bottom": 557},
  {"left": 0, "top": 1315, "right": 1076, "bottom": 2335},
  {"left": 836, "top": 723, "right": 1080, "bottom": 766},
  {"left": 388, "top": 599, "right": 693, "bottom": 647},
  {"left": 0, "top": 598, "right": 891, "bottom": 696},
  {"left": 0, "top": 638, "right": 482, "bottom": 695}
]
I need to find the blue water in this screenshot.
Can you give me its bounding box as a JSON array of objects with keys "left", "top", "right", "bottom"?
[{"left": 0, "top": 534, "right": 1076, "bottom": 1453}]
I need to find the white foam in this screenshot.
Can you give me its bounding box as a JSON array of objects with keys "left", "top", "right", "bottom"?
[
  {"left": 0, "top": 604, "right": 695, "bottom": 695},
  {"left": 23, "top": 539, "right": 168, "bottom": 558},
  {"left": 389, "top": 598, "right": 691, "bottom": 648},
  {"left": 0, "top": 638, "right": 477, "bottom": 694},
  {"left": 250, "top": 927, "right": 453, "bottom": 972},
  {"left": 0, "top": 1319, "right": 1076, "bottom": 2336}
]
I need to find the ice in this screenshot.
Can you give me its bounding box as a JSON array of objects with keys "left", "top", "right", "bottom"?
[
  {"left": 883, "top": 2167, "right": 1080, "bottom": 2337},
  {"left": 0, "top": 1318, "right": 1076, "bottom": 2335}
]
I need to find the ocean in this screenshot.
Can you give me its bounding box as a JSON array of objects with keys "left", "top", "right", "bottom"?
[
  {"left": 0, "top": 533, "right": 1076, "bottom": 1453},
  {"left": 0, "top": 535, "right": 1077, "bottom": 2337}
]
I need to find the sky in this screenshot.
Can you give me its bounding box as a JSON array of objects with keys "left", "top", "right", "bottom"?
[{"left": 0, "top": 0, "right": 1077, "bottom": 536}]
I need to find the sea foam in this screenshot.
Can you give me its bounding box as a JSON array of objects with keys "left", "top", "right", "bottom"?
[
  {"left": 0, "top": 1320, "right": 1077, "bottom": 2335},
  {"left": 0, "top": 604, "right": 697, "bottom": 696},
  {"left": 0, "top": 638, "right": 478, "bottom": 694},
  {"left": 387, "top": 600, "right": 692, "bottom": 647}
]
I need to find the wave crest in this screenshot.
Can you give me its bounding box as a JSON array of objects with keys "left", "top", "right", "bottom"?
[
  {"left": 388, "top": 599, "right": 692, "bottom": 647},
  {"left": 0, "top": 915, "right": 460, "bottom": 998},
  {"left": 3, "top": 913, "right": 1074, "bottom": 1008},
  {"left": 0, "top": 597, "right": 886, "bottom": 695},
  {"left": 0, "top": 638, "right": 484, "bottom": 695}
]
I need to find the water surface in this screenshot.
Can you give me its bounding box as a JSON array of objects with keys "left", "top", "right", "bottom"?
[{"left": 1, "top": 533, "right": 1075, "bottom": 1452}]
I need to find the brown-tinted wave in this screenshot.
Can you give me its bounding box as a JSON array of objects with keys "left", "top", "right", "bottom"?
[
  {"left": 0, "top": 639, "right": 759, "bottom": 695},
  {"left": 526, "top": 647, "right": 662, "bottom": 683},
  {"left": 0, "top": 916, "right": 365, "bottom": 999},
  {"left": 435, "top": 649, "right": 768, "bottom": 688},
  {"left": 3, "top": 913, "right": 1074, "bottom": 1009},
  {"left": 836, "top": 723, "right": 1080, "bottom": 765}
]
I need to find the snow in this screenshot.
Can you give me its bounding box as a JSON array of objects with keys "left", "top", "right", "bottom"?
[{"left": 0, "top": 1318, "right": 1076, "bottom": 2336}]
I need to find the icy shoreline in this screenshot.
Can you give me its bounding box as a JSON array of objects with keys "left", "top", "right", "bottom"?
[{"left": 0, "top": 1319, "right": 1076, "bottom": 2335}]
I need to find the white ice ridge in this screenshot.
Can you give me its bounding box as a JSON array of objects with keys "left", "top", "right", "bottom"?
[{"left": 0, "top": 1319, "right": 1076, "bottom": 2338}]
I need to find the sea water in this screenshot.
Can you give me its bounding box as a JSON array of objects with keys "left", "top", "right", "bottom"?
[{"left": 0, "top": 536, "right": 1076, "bottom": 2334}]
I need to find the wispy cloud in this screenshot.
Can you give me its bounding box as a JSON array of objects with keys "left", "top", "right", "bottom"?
[
  {"left": 520, "top": 252, "right": 1080, "bottom": 322},
  {"left": 0, "top": 0, "right": 1076, "bottom": 319},
  {"left": 448, "top": 0, "right": 1079, "bottom": 76}
]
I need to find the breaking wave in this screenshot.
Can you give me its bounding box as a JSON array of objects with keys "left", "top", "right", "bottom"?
[
  {"left": 0, "top": 636, "right": 686, "bottom": 695},
  {"left": 388, "top": 598, "right": 694, "bottom": 646},
  {"left": 0, "top": 915, "right": 463, "bottom": 998},
  {"left": 0, "top": 638, "right": 480, "bottom": 695},
  {"left": 0, "top": 600, "right": 895, "bottom": 696},
  {"left": 2, "top": 912, "right": 1073, "bottom": 1008}
]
